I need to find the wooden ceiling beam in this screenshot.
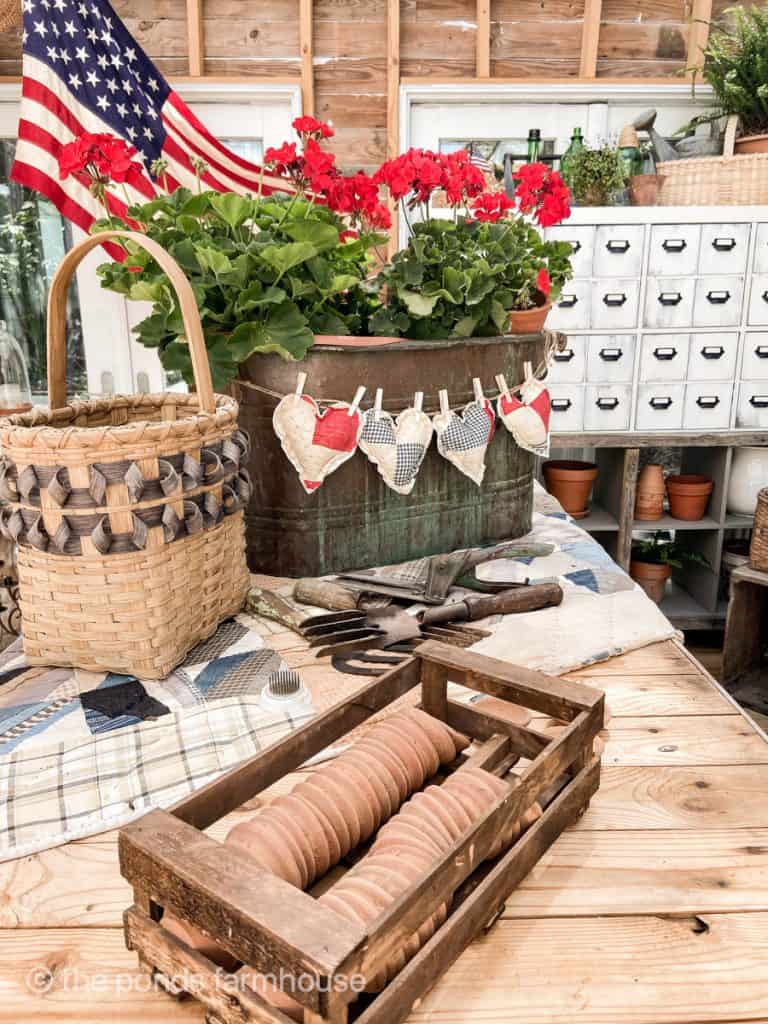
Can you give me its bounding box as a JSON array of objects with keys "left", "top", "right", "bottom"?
[
  {"left": 687, "top": 0, "right": 713, "bottom": 77},
  {"left": 476, "top": 0, "right": 491, "bottom": 78},
  {"left": 579, "top": 0, "right": 602, "bottom": 79},
  {"left": 299, "top": 0, "right": 314, "bottom": 115}
]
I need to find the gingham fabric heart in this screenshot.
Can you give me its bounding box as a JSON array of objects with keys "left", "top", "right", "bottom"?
[
  {"left": 358, "top": 406, "right": 433, "bottom": 495},
  {"left": 497, "top": 381, "right": 551, "bottom": 457},
  {"left": 433, "top": 398, "right": 496, "bottom": 486},
  {"left": 273, "top": 394, "right": 363, "bottom": 494}
]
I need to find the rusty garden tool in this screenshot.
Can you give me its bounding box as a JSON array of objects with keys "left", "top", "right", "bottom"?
[{"left": 301, "top": 582, "right": 563, "bottom": 659}]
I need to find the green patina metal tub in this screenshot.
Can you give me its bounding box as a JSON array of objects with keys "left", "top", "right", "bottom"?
[{"left": 234, "top": 332, "right": 545, "bottom": 578}]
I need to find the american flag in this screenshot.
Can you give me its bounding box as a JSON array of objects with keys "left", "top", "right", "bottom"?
[{"left": 11, "top": 0, "right": 293, "bottom": 238}]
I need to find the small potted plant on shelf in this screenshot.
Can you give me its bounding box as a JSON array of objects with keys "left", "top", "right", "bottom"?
[
  {"left": 629, "top": 531, "right": 710, "bottom": 605},
  {"left": 693, "top": 4, "right": 768, "bottom": 153},
  {"left": 568, "top": 144, "right": 626, "bottom": 206}
]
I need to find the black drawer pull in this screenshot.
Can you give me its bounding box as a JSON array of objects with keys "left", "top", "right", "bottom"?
[
  {"left": 713, "top": 237, "right": 736, "bottom": 251},
  {"left": 558, "top": 294, "right": 578, "bottom": 308},
  {"left": 696, "top": 396, "right": 720, "bottom": 408},
  {"left": 761, "top": 290, "right": 768, "bottom": 303},
  {"left": 551, "top": 398, "right": 572, "bottom": 411},
  {"left": 662, "top": 238, "right": 687, "bottom": 252},
  {"left": 606, "top": 239, "right": 630, "bottom": 254},
  {"left": 749, "top": 395, "right": 768, "bottom": 408},
  {"left": 755, "top": 345, "right": 768, "bottom": 359},
  {"left": 596, "top": 397, "right": 620, "bottom": 410},
  {"left": 603, "top": 293, "right": 628, "bottom": 307},
  {"left": 564, "top": 240, "right": 582, "bottom": 253},
  {"left": 653, "top": 346, "right": 677, "bottom": 361},
  {"left": 659, "top": 292, "right": 683, "bottom": 306},
  {"left": 706, "top": 289, "right": 731, "bottom": 304},
  {"left": 553, "top": 349, "right": 575, "bottom": 363},
  {"left": 649, "top": 396, "right": 673, "bottom": 410},
  {"left": 701, "top": 345, "right": 725, "bottom": 359},
  {"left": 599, "top": 347, "right": 623, "bottom": 362}
]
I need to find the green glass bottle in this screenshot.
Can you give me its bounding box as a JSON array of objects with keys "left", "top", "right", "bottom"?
[
  {"left": 526, "top": 128, "right": 541, "bottom": 163},
  {"left": 560, "top": 127, "right": 585, "bottom": 186}
]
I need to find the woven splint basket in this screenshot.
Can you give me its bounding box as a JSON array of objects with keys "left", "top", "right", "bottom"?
[{"left": 0, "top": 230, "right": 251, "bottom": 678}]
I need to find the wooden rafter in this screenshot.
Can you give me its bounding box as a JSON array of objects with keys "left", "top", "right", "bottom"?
[
  {"left": 299, "top": 0, "right": 314, "bottom": 116},
  {"left": 579, "top": 0, "right": 602, "bottom": 79},
  {"left": 476, "top": 0, "right": 490, "bottom": 78},
  {"left": 186, "top": 0, "right": 204, "bottom": 77},
  {"left": 687, "top": 0, "right": 713, "bottom": 76}
]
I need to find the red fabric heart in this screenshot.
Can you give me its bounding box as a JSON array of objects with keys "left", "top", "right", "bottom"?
[{"left": 309, "top": 402, "right": 360, "bottom": 452}]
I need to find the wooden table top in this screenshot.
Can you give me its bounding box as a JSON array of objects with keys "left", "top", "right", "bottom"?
[{"left": 2, "top": 629, "right": 767, "bottom": 1024}]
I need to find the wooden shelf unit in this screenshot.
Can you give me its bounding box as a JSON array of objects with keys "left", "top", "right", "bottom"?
[{"left": 549, "top": 432, "right": 764, "bottom": 631}]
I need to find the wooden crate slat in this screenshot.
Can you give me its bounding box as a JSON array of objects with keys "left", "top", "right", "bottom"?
[{"left": 446, "top": 698, "right": 551, "bottom": 760}]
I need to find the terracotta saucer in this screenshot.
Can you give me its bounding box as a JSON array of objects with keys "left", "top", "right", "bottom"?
[
  {"left": 314, "top": 771, "right": 363, "bottom": 848},
  {"left": 355, "top": 736, "right": 411, "bottom": 803},
  {"left": 393, "top": 713, "right": 441, "bottom": 776},
  {"left": 322, "top": 765, "right": 375, "bottom": 841},
  {"left": 337, "top": 757, "right": 388, "bottom": 830},
  {"left": 408, "top": 708, "right": 469, "bottom": 760},
  {"left": 347, "top": 747, "right": 398, "bottom": 815},
  {"left": 295, "top": 778, "right": 353, "bottom": 857},
  {"left": 275, "top": 794, "right": 333, "bottom": 878},
  {"left": 226, "top": 820, "right": 303, "bottom": 887},
  {"left": 372, "top": 723, "right": 427, "bottom": 789}
]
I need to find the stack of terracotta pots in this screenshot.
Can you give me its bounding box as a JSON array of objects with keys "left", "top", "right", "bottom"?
[{"left": 635, "top": 464, "right": 713, "bottom": 522}]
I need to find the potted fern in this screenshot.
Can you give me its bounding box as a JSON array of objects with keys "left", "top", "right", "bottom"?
[
  {"left": 629, "top": 532, "right": 710, "bottom": 605},
  {"left": 695, "top": 4, "right": 768, "bottom": 153}
]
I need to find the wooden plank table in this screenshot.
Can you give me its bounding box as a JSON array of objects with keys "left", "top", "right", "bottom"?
[{"left": 2, "top": 631, "right": 768, "bottom": 1024}]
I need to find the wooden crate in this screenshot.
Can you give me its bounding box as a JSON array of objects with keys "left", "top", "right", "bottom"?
[{"left": 118, "top": 639, "right": 604, "bottom": 1024}]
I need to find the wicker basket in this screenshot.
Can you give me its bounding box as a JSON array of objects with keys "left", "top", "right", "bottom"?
[
  {"left": 0, "top": 1, "right": 20, "bottom": 32},
  {"left": 0, "top": 230, "right": 251, "bottom": 678},
  {"left": 658, "top": 116, "right": 768, "bottom": 206},
  {"left": 750, "top": 486, "right": 768, "bottom": 573}
]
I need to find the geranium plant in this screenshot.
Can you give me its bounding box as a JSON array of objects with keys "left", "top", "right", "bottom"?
[
  {"left": 371, "top": 152, "right": 573, "bottom": 339},
  {"left": 61, "top": 118, "right": 390, "bottom": 389}
]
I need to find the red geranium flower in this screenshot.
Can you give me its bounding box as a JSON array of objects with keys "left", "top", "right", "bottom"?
[
  {"left": 58, "top": 131, "right": 144, "bottom": 189},
  {"left": 536, "top": 267, "right": 551, "bottom": 297},
  {"left": 514, "top": 162, "right": 571, "bottom": 227},
  {"left": 470, "top": 191, "right": 514, "bottom": 223},
  {"left": 263, "top": 141, "right": 301, "bottom": 175},
  {"left": 292, "top": 116, "right": 334, "bottom": 139}
]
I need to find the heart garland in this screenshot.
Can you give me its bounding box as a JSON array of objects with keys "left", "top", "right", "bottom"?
[
  {"left": 272, "top": 374, "right": 365, "bottom": 494},
  {"left": 495, "top": 364, "right": 551, "bottom": 457},
  {"left": 358, "top": 389, "right": 434, "bottom": 495},
  {"left": 432, "top": 380, "right": 496, "bottom": 486}
]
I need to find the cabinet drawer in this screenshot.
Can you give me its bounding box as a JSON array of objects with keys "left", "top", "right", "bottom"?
[
  {"left": 548, "top": 385, "right": 584, "bottom": 431},
  {"left": 747, "top": 274, "right": 768, "bottom": 325},
  {"left": 741, "top": 333, "right": 768, "bottom": 379},
  {"left": 735, "top": 383, "right": 768, "bottom": 429},
  {"left": 640, "top": 334, "right": 690, "bottom": 382},
  {"left": 548, "top": 280, "right": 591, "bottom": 331},
  {"left": 648, "top": 224, "right": 700, "bottom": 276},
  {"left": 753, "top": 223, "right": 768, "bottom": 274},
  {"left": 635, "top": 383, "right": 684, "bottom": 431},
  {"left": 644, "top": 277, "right": 694, "bottom": 329},
  {"left": 698, "top": 223, "right": 750, "bottom": 275},
  {"left": 585, "top": 334, "right": 636, "bottom": 382},
  {"left": 592, "top": 279, "right": 640, "bottom": 330},
  {"left": 693, "top": 276, "right": 743, "bottom": 327},
  {"left": 683, "top": 383, "right": 733, "bottom": 430},
  {"left": 545, "top": 226, "right": 595, "bottom": 278},
  {"left": 593, "top": 225, "right": 645, "bottom": 278},
  {"left": 547, "top": 341, "right": 585, "bottom": 383},
  {"left": 687, "top": 332, "right": 739, "bottom": 380},
  {"left": 583, "top": 384, "right": 632, "bottom": 431}
]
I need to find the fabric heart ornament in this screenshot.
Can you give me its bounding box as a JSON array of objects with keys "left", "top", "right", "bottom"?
[
  {"left": 496, "top": 366, "right": 551, "bottom": 457},
  {"left": 358, "top": 392, "right": 433, "bottom": 495},
  {"left": 433, "top": 386, "right": 495, "bottom": 486},
  {"left": 273, "top": 381, "right": 365, "bottom": 494}
]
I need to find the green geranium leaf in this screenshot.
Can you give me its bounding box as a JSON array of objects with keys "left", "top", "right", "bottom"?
[
  {"left": 452, "top": 316, "right": 478, "bottom": 337},
  {"left": 180, "top": 192, "right": 211, "bottom": 216},
  {"left": 400, "top": 290, "right": 438, "bottom": 317},
  {"left": 261, "top": 241, "right": 318, "bottom": 276},
  {"left": 328, "top": 274, "right": 360, "bottom": 294},
  {"left": 283, "top": 219, "right": 339, "bottom": 252},
  {"left": 490, "top": 299, "right": 509, "bottom": 332},
  {"left": 194, "top": 246, "right": 233, "bottom": 277},
  {"left": 128, "top": 280, "right": 165, "bottom": 303},
  {"left": 209, "top": 193, "right": 253, "bottom": 229},
  {"left": 229, "top": 302, "right": 314, "bottom": 362},
  {"left": 235, "top": 281, "right": 287, "bottom": 314}
]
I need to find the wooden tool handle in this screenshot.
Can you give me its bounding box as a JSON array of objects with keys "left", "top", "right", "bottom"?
[
  {"left": 293, "top": 578, "right": 360, "bottom": 611},
  {"left": 464, "top": 582, "right": 563, "bottom": 619},
  {"left": 46, "top": 230, "right": 215, "bottom": 413}
]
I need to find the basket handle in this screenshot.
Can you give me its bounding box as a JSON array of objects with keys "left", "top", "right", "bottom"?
[
  {"left": 47, "top": 230, "right": 215, "bottom": 414},
  {"left": 723, "top": 115, "right": 739, "bottom": 158}
]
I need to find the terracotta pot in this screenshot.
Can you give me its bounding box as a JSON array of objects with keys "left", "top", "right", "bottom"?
[
  {"left": 629, "top": 560, "right": 671, "bottom": 604},
  {"left": 734, "top": 133, "right": 768, "bottom": 154},
  {"left": 476, "top": 695, "right": 532, "bottom": 727},
  {"left": 508, "top": 302, "right": 552, "bottom": 335},
  {"left": 634, "top": 463, "right": 666, "bottom": 521},
  {"left": 542, "top": 459, "right": 599, "bottom": 518},
  {"left": 313, "top": 334, "right": 404, "bottom": 348},
  {"left": 629, "top": 173, "right": 665, "bottom": 206},
  {"left": 666, "top": 473, "right": 713, "bottom": 521}
]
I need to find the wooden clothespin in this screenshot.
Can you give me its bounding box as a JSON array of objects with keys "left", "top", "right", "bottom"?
[
  {"left": 295, "top": 371, "right": 307, "bottom": 396},
  {"left": 347, "top": 385, "right": 366, "bottom": 417},
  {"left": 374, "top": 387, "right": 384, "bottom": 421},
  {"left": 414, "top": 391, "right": 424, "bottom": 412},
  {"left": 438, "top": 389, "right": 450, "bottom": 416},
  {"left": 495, "top": 373, "right": 511, "bottom": 398},
  {"left": 473, "top": 377, "right": 485, "bottom": 403}
]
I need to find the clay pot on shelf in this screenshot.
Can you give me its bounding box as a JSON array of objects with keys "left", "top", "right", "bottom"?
[
  {"left": 734, "top": 133, "right": 768, "bottom": 154},
  {"left": 666, "top": 474, "right": 713, "bottom": 521},
  {"left": 727, "top": 446, "right": 768, "bottom": 515},
  {"left": 542, "top": 459, "right": 598, "bottom": 519},
  {"left": 508, "top": 301, "right": 552, "bottom": 335},
  {"left": 629, "top": 560, "right": 671, "bottom": 604},
  {"left": 634, "top": 463, "right": 666, "bottom": 521},
  {"left": 629, "top": 173, "right": 665, "bottom": 206}
]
